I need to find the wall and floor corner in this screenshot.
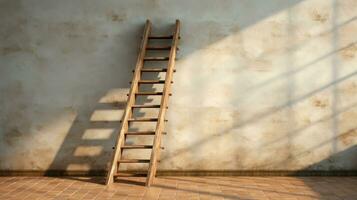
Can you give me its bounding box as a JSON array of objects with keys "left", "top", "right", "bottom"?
[{"left": 0, "top": 0, "right": 356, "bottom": 175}]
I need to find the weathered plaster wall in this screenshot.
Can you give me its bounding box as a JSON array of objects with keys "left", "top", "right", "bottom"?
[{"left": 0, "top": 0, "right": 356, "bottom": 171}]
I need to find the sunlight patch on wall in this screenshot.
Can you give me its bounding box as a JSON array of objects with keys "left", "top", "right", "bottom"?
[
  {"left": 74, "top": 146, "right": 103, "bottom": 157},
  {"left": 99, "top": 88, "right": 129, "bottom": 103},
  {"left": 82, "top": 128, "right": 114, "bottom": 140},
  {"left": 66, "top": 163, "right": 91, "bottom": 171},
  {"left": 90, "top": 110, "right": 124, "bottom": 122}
]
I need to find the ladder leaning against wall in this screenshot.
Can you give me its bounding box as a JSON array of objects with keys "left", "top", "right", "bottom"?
[{"left": 106, "top": 19, "right": 181, "bottom": 186}]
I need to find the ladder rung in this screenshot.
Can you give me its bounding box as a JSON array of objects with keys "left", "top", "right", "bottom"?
[
  {"left": 125, "top": 131, "right": 167, "bottom": 135},
  {"left": 114, "top": 172, "right": 147, "bottom": 177},
  {"left": 146, "top": 46, "right": 179, "bottom": 51},
  {"left": 148, "top": 35, "right": 181, "bottom": 40},
  {"left": 122, "top": 145, "right": 153, "bottom": 149},
  {"left": 146, "top": 46, "right": 171, "bottom": 50},
  {"left": 144, "top": 57, "right": 170, "bottom": 61},
  {"left": 140, "top": 68, "right": 176, "bottom": 73},
  {"left": 118, "top": 159, "right": 150, "bottom": 163},
  {"left": 138, "top": 80, "right": 165, "bottom": 84},
  {"left": 149, "top": 35, "right": 173, "bottom": 39},
  {"left": 141, "top": 68, "right": 167, "bottom": 72},
  {"left": 136, "top": 92, "right": 163, "bottom": 95},
  {"left": 125, "top": 131, "right": 156, "bottom": 135},
  {"left": 128, "top": 118, "right": 158, "bottom": 122},
  {"left": 132, "top": 104, "right": 161, "bottom": 108}
]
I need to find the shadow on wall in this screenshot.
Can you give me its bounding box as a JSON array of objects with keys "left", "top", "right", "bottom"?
[
  {"left": 44, "top": 65, "right": 164, "bottom": 178},
  {"left": 37, "top": 0, "right": 307, "bottom": 176},
  {"left": 2, "top": 0, "right": 357, "bottom": 182},
  {"left": 44, "top": 23, "right": 175, "bottom": 179},
  {"left": 292, "top": 145, "right": 357, "bottom": 199},
  {"left": 303, "top": 145, "right": 357, "bottom": 173},
  {"left": 44, "top": 90, "right": 126, "bottom": 176}
]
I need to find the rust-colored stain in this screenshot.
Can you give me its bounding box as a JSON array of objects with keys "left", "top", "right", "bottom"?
[
  {"left": 4, "top": 127, "right": 24, "bottom": 146},
  {"left": 106, "top": 10, "right": 126, "bottom": 22},
  {"left": 47, "top": 22, "right": 95, "bottom": 37},
  {"left": 312, "top": 98, "right": 328, "bottom": 108},
  {"left": 111, "top": 14, "right": 121, "bottom": 22},
  {"left": 250, "top": 63, "right": 272, "bottom": 72},
  {"left": 35, "top": 125, "right": 44, "bottom": 131},
  {"left": 310, "top": 10, "right": 329, "bottom": 23},
  {"left": 1, "top": 46, "right": 22, "bottom": 55},
  {"left": 339, "top": 81, "right": 357, "bottom": 94},
  {"left": 340, "top": 43, "right": 357, "bottom": 60},
  {"left": 339, "top": 128, "right": 357, "bottom": 145}
]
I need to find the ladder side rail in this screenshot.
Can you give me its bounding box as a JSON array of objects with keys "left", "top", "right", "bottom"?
[
  {"left": 146, "top": 19, "right": 180, "bottom": 186},
  {"left": 106, "top": 20, "right": 152, "bottom": 185}
]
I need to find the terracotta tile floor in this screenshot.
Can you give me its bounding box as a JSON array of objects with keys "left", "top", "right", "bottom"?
[{"left": 0, "top": 176, "right": 356, "bottom": 200}]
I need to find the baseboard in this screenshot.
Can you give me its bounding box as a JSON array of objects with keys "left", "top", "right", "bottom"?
[
  {"left": 155, "top": 170, "right": 357, "bottom": 176},
  {"left": 0, "top": 170, "right": 356, "bottom": 176},
  {"left": 0, "top": 170, "right": 107, "bottom": 176}
]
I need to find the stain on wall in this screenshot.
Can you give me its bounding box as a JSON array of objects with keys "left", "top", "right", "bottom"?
[{"left": 0, "top": 0, "right": 356, "bottom": 172}]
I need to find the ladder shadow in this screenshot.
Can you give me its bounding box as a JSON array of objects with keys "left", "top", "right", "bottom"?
[
  {"left": 44, "top": 87, "right": 155, "bottom": 185},
  {"left": 47, "top": 24, "right": 174, "bottom": 185},
  {"left": 42, "top": 24, "right": 168, "bottom": 185},
  {"left": 44, "top": 92, "right": 125, "bottom": 183}
]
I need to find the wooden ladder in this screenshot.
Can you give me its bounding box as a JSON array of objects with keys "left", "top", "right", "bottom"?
[{"left": 106, "top": 19, "right": 180, "bottom": 186}]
